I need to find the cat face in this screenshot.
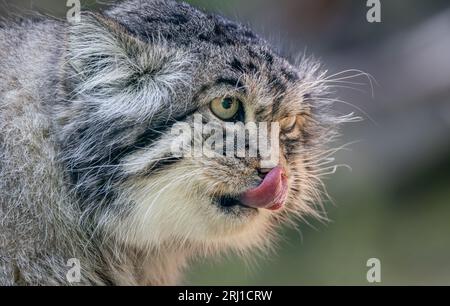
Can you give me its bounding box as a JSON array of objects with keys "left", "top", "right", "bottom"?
[{"left": 60, "top": 1, "right": 340, "bottom": 254}]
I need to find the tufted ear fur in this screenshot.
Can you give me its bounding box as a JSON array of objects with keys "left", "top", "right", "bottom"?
[{"left": 66, "top": 12, "right": 193, "bottom": 121}]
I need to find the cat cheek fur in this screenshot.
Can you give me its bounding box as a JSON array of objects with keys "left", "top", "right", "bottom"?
[{"left": 111, "top": 161, "right": 274, "bottom": 254}]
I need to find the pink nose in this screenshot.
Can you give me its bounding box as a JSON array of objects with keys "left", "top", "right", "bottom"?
[{"left": 239, "top": 166, "right": 289, "bottom": 211}]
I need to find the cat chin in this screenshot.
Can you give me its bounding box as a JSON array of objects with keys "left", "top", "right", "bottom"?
[{"left": 108, "top": 165, "right": 276, "bottom": 252}]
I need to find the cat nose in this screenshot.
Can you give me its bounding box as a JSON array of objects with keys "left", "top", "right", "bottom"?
[
  {"left": 258, "top": 155, "right": 289, "bottom": 179},
  {"left": 240, "top": 166, "right": 289, "bottom": 211}
]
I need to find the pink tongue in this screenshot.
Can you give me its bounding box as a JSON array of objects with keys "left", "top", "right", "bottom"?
[{"left": 239, "top": 166, "right": 288, "bottom": 211}]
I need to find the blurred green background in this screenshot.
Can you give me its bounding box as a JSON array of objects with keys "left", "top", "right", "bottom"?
[{"left": 2, "top": 0, "right": 449, "bottom": 285}]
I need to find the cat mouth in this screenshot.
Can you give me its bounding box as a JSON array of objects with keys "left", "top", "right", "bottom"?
[
  {"left": 217, "top": 196, "right": 256, "bottom": 210},
  {"left": 216, "top": 166, "right": 289, "bottom": 212}
]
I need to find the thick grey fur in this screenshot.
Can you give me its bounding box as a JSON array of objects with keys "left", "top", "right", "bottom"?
[{"left": 0, "top": 0, "right": 343, "bottom": 285}]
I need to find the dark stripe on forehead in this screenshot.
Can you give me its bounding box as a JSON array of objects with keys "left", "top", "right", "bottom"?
[
  {"left": 247, "top": 47, "right": 258, "bottom": 59},
  {"left": 282, "top": 68, "right": 299, "bottom": 82},
  {"left": 261, "top": 50, "right": 274, "bottom": 66},
  {"left": 198, "top": 22, "right": 236, "bottom": 47},
  {"left": 230, "top": 58, "right": 245, "bottom": 73},
  {"left": 247, "top": 61, "right": 258, "bottom": 73},
  {"left": 215, "top": 77, "right": 246, "bottom": 91},
  {"left": 143, "top": 12, "right": 189, "bottom": 25},
  {"left": 246, "top": 47, "right": 275, "bottom": 68},
  {"left": 229, "top": 57, "right": 259, "bottom": 74},
  {"left": 192, "top": 77, "right": 247, "bottom": 104}
]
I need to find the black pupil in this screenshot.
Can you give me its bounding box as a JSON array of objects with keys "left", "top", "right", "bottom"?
[{"left": 222, "top": 98, "right": 233, "bottom": 109}]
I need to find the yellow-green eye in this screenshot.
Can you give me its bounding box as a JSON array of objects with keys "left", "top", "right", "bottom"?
[{"left": 210, "top": 97, "right": 241, "bottom": 120}]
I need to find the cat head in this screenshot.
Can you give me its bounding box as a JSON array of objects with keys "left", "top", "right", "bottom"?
[{"left": 59, "top": 0, "right": 346, "bottom": 256}]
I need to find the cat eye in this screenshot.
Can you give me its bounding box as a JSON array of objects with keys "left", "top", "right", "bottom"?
[{"left": 210, "top": 97, "right": 242, "bottom": 121}]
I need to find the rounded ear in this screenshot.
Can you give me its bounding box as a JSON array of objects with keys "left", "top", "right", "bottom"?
[
  {"left": 66, "top": 12, "right": 193, "bottom": 120},
  {"left": 67, "top": 12, "right": 147, "bottom": 86}
]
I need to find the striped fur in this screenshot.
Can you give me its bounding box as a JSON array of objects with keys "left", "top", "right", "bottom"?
[{"left": 0, "top": 0, "right": 353, "bottom": 285}]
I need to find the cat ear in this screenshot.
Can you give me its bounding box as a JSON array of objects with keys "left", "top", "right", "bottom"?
[{"left": 67, "top": 12, "right": 192, "bottom": 120}]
